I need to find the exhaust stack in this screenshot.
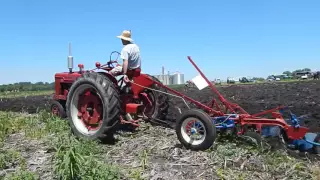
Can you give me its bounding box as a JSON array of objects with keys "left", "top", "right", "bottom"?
[{"left": 68, "top": 43, "right": 74, "bottom": 73}]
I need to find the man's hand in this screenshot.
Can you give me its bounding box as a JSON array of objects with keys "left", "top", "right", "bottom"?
[{"left": 123, "top": 74, "right": 130, "bottom": 83}]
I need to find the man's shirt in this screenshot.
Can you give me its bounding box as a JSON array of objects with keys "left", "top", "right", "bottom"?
[{"left": 121, "top": 43, "right": 141, "bottom": 69}]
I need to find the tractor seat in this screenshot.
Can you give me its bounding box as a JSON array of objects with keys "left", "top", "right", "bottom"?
[
  {"left": 119, "top": 68, "right": 141, "bottom": 95},
  {"left": 127, "top": 68, "right": 141, "bottom": 79}
]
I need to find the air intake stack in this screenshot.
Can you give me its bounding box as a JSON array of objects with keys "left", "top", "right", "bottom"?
[{"left": 68, "top": 43, "right": 74, "bottom": 73}]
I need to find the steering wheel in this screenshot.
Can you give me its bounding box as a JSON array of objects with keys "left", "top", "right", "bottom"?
[{"left": 108, "top": 51, "right": 121, "bottom": 68}]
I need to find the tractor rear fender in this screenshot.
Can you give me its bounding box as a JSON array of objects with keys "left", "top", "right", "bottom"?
[
  {"left": 131, "top": 74, "right": 154, "bottom": 99},
  {"left": 97, "top": 72, "right": 119, "bottom": 86},
  {"left": 98, "top": 72, "right": 154, "bottom": 97}
]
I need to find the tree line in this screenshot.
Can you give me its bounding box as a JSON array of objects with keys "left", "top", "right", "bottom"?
[
  {"left": 282, "top": 68, "right": 312, "bottom": 77},
  {"left": 267, "top": 68, "right": 313, "bottom": 80},
  {"left": 0, "top": 82, "right": 54, "bottom": 92}
]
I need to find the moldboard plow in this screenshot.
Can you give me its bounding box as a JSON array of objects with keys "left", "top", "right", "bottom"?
[
  {"left": 51, "top": 45, "right": 320, "bottom": 154},
  {"left": 146, "top": 56, "right": 320, "bottom": 153}
]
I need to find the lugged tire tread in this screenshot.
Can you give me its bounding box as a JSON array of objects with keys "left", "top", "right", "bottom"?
[{"left": 66, "top": 72, "right": 120, "bottom": 140}]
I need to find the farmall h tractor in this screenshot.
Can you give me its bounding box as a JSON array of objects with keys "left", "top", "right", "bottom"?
[{"left": 50, "top": 44, "right": 169, "bottom": 140}]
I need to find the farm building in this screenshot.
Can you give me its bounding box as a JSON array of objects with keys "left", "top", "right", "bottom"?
[{"left": 153, "top": 66, "right": 185, "bottom": 85}]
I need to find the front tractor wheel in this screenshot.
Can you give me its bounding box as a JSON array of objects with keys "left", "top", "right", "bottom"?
[
  {"left": 66, "top": 72, "right": 120, "bottom": 140},
  {"left": 176, "top": 109, "right": 217, "bottom": 151},
  {"left": 51, "top": 100, "right": 66, "bottom": 118}
]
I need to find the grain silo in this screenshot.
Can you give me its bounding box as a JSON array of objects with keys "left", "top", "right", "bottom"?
[
  {"left": 171, "top": 72, "right": 185, "bottom": 85},
  {"left": 160, "top": 74, "right": 170, "bottom": 85},
  {"left": 154, "top": 66, "right": 171, "bottom": 85}
]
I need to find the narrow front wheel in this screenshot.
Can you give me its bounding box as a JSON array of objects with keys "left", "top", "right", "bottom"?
[{"left": 51, "top": 100, "right": 66, "bottom": 118}]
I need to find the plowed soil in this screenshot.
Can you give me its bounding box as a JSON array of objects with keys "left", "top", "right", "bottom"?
[
  {"left": 0, "top": 95, "right": 53, "bottom": 114},
  {"left": 0, "top": 80, "right": 319, "bottom": 132}
]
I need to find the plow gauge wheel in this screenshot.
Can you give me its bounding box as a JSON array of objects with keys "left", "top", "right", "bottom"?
[{"left": 176, "top": 109, "right": 217, "bottom": 151}]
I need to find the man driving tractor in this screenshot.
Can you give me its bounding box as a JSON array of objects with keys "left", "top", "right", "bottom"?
[{"left": 109, "top": 30, "right": 142, "bottom": 82}]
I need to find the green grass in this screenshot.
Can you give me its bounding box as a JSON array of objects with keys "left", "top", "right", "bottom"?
[
  {"left": 0, "top": 77, "right": 319, "bottom": 179},
  {"left": 2, "top": 170, "right": 39, "bottom": 180},
  {"left": 0, "top": 149, "right": 26, "bottom": 170},
  {"left": 0, "top": 111, "right": 320, "bottom": 179},
  {"left": 0, "top": 90, "right": 53, "bottom": 99},
  {"left": 0, "top": 111, "right": 122, "bottom": 179}
]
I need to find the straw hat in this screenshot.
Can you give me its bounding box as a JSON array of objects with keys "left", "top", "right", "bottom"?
[{"left": 116, "top": 30, "right": 133, "bottom": 42}]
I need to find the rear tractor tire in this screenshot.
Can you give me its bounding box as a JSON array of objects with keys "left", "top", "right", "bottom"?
[
  {"left": 51, "top": 100, "right": 67, "bottom": 118},
  {"left": 141, "top": 75, "right": 170, "bottom": 123},
  {"left": 65, "top": 72, "right": 121, "bottom": 141},
  {"left": 176, "top": 109, "right": 217, "bottom": 150}
]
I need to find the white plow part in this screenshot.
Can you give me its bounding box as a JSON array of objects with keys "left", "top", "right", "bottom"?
[{"left": 191, "top": 75, "right": 209, "bottom": 90}]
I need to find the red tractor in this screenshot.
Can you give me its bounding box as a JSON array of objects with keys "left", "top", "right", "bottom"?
[{"left": 51, "top": 45, "right": 170, "bottom": 140}]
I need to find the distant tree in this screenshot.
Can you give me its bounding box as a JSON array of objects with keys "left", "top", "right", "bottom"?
[
  {"left": 292, "top": 69, "right": 302, "bottom": 73},
  {"left": 0, "top": 81, "right": 54, "bottom": 92},
  {"left": 302, "top": 68, "right": 311, "bottom": 72},
  {"left": 252, "top": 77, "right": 265, "bottom": 81},
  {"left": 283, "top": 71, "right": 292, "bottom": 76},
  {"left": 35, "top": 82, "right": 44, "bottom": 85},
  {"left": 267, "top": 75, "right": 275, "bottom": 80}
]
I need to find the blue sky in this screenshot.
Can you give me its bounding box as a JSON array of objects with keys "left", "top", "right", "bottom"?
[{"left": 0, "top": 0, "right": 319, "bottom": 84}]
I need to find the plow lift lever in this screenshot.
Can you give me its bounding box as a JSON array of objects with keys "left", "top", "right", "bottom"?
[{"left": 187, "top": 56, "right": 249, "bottom": 115}]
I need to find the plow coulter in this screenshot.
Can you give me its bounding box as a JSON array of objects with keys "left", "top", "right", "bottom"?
[{"left": 50, "top": 44, "right": 320, "bottom": 154}]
